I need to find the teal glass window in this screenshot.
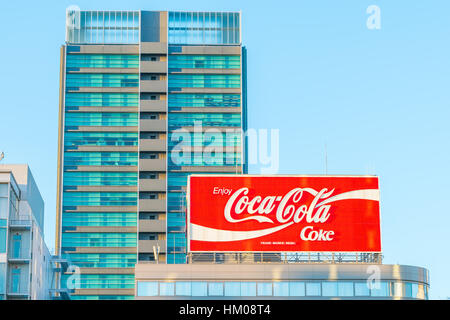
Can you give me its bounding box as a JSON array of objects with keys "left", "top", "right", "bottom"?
[
  {"left": 168, "top": 93, "right": 240, "bottom": 108},
  {"left": 137, "top": 282, "right": 158, "bottom": 296},
  {"left": 322, "top": 282, "right": 338, "bottom": 296},
  {"left": 168, "top": 113, "right": 241, "bottom": 127},
  {"left": 63, "top": 192, "right": 137, "bottom": 206},
  {"left": 169, "top": 152, "right": 241, "bottom": 167},
  {"left": 67, "top": 11, "right": 139, "bottom": 44},
  {"left": 354, "top": 282, "right": 370, "bottom": 296},
  {"left": 61, "top": 232, "right": 137, "bottom": 247},
  {"left": 370, "top": 281, "right": 390, "bottom": 297},
  {"left": 257, "top": 283, "right": 272, "bottom": 296},
  {"left": 169, "top": 74, "right": 240, "bottom": 88},
  {"left": 63, "top": 152, "right": 138, "bottom": 166},
  {"left": 0, "top": 263, "right": 5, "bottom": 295},
  {"left": 191, "top": 282, "right": 207, "bottom": 296},
  {"left": 169, "top": 55, "right": 240, "bottom": 69},
  {"left": 338, "top": 282, "right": 354, "bottom": 297},
  {"left": 62, "top": 212, "right": 137, "bottom": 227},
  {"left": 67, "top": 54, "right": 139, "bottom": 68},
  {"left": 241, "top": 282, "right": 256, "bottom": 296},
  {"left": 169, "top": 131, "right": 241, "bottom": 147},
  {"left": 11, "top": 269, "right": 20, "bottom": 293},
  {"left": 160, "top": 282, "right": 175, "bottom": 296},
  {"left": 65, "top": 112, "right": 138, "bottom": 126},
  {"left": 63, "top": 172, "right": 137, "bottom": 186},
  {"left": 65, "top": 93, "right": 138, "bottom": 107},
  {"left": 176, "top": 282, "right": 191, "bottom": 296},
  {"left": 61, "top": 274, "right": 135, "bottom": 289},
  {"left": 64, "top": 132, "right": 138, "bottom": 147},
  {"left": 224, "top": 282, "right": 240, "bottom": 296},
  {"left": 0, "top": 227, "right": 6, "bottom": 253},
  {"left": 208, "top": 282, "right": 224, "bottom": 296},
  {"left": 63, "top": 253, "right": 136, "bottom": 268},
  {"left": 289, "top": 282, "right": 305, "bottom": 296},
  {"left": 66, "top": 74, "right": 139, "bottom": 88},
  {"left": 273, "top": 282, "right": 289, "bottom": 296},
  {"left": 306, "top": 282, "right": 321, "bottom": 296}
]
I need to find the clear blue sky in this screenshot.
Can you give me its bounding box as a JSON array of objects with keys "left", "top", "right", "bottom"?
[{"left": 0, "top": 0, "right": 448, "bottom": 299}]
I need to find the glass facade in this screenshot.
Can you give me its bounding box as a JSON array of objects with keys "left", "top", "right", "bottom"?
[
  {"left": 168, "top": 12, "right": 240, "bottom": 45},
  {"left": 168, "top": 74, "right": 241, "bottom": 89},
  {"left": 168, "top": 93, "right": 241, "bottom": 109},
  {"left": 66, "top": 74, "right": 139, "bottom": 88},
  {"left": 165, "top": 10, "right": 243, "bottom": 265},
  {"left": 63, "top": 152, "right": 138, "bottom": 166},
  {"left": 136, "top": 280, "right": 429, "bottom": 299},
  {"left": 65, "top": 93, "right": 139, "bottom": 107},
  {"left": 66, "top": 11, "right": 139, "bottom": 44},
  {"left": 168, "top": 55, "right": 240, "bottom": 69},
  {"left": 60, "top": 10, "right": 244, "bottom": 298},
  {"left": 61, "top": 50, "right": 139, "bottom": 299},
  {"left": 67, "top": 54, "right": 139, "bottom": 68}
]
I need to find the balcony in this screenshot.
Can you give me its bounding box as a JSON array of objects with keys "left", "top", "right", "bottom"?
[
  {"left": 9, "top": 219, "right": 31, "bottom": 230},
  {"left": 8, "top": 251, "right": 31, "bottom": 263}
]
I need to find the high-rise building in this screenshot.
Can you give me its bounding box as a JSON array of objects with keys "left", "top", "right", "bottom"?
[
  {"left": 0, "top": 165, "right": 53, "bottom": 300},
  {"left": 56, "top": 9, "right": 246, "bottom": 300}
]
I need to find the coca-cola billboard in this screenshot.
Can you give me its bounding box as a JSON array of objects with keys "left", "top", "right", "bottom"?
[{"left": 187, "top": 175, "right": 381, "bottom": 252}]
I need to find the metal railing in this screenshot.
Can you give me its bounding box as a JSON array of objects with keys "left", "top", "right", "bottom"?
[
  {"left": 9, "top": 219, "right": 32, "bottom": 227},
  {"left": 188, "top": 252, "right": 383, "bottom": 264}
]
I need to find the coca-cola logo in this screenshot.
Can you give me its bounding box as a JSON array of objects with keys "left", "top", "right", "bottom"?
[
  {"left": 191, "top": 186, "right": 379, "bottom": 243},
  {"left": 224, "top": 187, "right": 334, "bottom": 225}
]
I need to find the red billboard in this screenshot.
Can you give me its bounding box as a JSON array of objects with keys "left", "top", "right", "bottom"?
[{"left": 187, "top": 175, "right": 381, "bottom": 252}]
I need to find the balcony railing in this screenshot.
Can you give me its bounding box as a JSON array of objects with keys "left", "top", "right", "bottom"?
[
  {"left": 188, "top": 252, "right": 383, "bottom": 264},
  {"left": 9, "top": 219, "right": 32, "bottom": 229}
]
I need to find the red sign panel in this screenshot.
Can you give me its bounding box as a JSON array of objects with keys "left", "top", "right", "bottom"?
[{"left": 187, "top": 175, "right": 381, "bottom": 252}]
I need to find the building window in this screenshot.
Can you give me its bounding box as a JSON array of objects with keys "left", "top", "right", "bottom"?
[
  {"left": 354, "top": 282, "right": 370, "bottom": 296},
  {"left": 12, "top": 234, "right": 22, "bottom": 259},
  {"left": 305, "top": 282, "right": 321, "bottom": 296},
  {"left": 137, "top": 281, "right": 158, "bottom": 296},
  {"left": 138, "top": 253, "right": 155, "bottom": 261},
  {"left": 140, "top": 152, "right": 158, "bottom": 159},
  {"left": 240, "top": 282, "right": 256, "bottom": 296},
  {"left": 138, "top": 233, "right": 157, "bottom": 240},
  {"left": 176, "top": 282, "right": 191, "bottom": 296},
  {"left": 160, "top": 282, "right": 175, "bottom": 296},
  {"left": 140, "top": 132, "right": 159, "bottom": 140},
  {"left": 140, "top": 113, "right": 159, "bottom": 120},
  {"left": 208, "top": 282, "right": 224, "bottom": 296},
  {"left": 224, "top": 282, "right": 240, "bottom": 296},
  {"left": 139, "top": 192, "right": 158, "bottom": 200},
  {"left": 139, "top": 172, "right": 158, "bottom": 180},
  {"left": 11, "top": 268, "right": 21, "bottom": 293},
  {"left": 191, "top": 282, "right": 207, "bottom": 296},
  {"left": 273, "top": 282, "right": 289, "bottom": 297}
]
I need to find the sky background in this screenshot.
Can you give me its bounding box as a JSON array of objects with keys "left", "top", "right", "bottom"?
[{"left": 0, "top": 0, "right": 449, "bottom": 299}]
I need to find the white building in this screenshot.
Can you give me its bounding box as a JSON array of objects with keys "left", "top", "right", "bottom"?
[{"left": 0, "top": 164, "right": 53, "bottom": 300}]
